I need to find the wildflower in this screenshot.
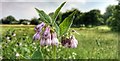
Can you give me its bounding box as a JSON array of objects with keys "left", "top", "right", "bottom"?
[
  {"left": 40, "top": 38, "right": 45, "bottom": 46},
  {"left": 70, "top": 35, "right": 78, "bottom": 48},
  {"left": 16, "top": 53, "right": 20, "bottom": 57},
  {"left": 51, "top": 32, "right": 59, "bottom": 46},
  {"left": 61, "top": 35, "right": 78, "bottom": 48},
  {"left": 61, "top": 37, "right": 71, "bottom": 48},
  {"left": 40, "top": 27, "right": 51, "bottom": 46},
  {"left": 19, "top": 43, "right": 22, "bottom": 46},
  {"left": 33, "top": 22, "right": 45, "bottom": 41},
  {"left": 12, "top": 33, "right": 16, "bottom": 36},
  {"left": 6, "top": 36, "right": 10, "bottom": 40},
  {"left": 40, "top": 37, "right": 52, "bottom": 46},
  {"left": 33, "top": 32, "right": 40, "bottom": 40},
  {"left": 34, "top": 22, "right": 45, "bottom": 32}
]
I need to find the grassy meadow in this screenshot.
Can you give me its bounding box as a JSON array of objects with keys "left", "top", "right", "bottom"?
[{"left": 0, "top": 25, "right": 118, "bottom": 59}]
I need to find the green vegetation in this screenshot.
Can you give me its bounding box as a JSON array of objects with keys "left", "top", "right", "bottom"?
[{"left": 0, "top": 25, "right": 118, "bottom": 59}]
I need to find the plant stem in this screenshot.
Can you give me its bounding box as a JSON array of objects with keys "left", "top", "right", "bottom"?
[{"left": 53, "top": 45, "right": 56, "bottom": 60}]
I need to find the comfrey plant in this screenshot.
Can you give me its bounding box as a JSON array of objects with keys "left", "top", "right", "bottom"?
[{"left": 32, "top": 2, "right": 78, "bottom": 59}]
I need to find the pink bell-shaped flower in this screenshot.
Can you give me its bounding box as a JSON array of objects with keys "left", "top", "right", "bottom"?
[
  {"left": 51, "top": 32, "right": 59, "bottom": 46},
  {"left": 33, "top": 32, "right": 40, "bottom": 40},
  {"left": 40, "top": 26, "right": 51, "bottom": 46},
  {"left": 33, "top": 22, "right": 45, "bottom": 41},
  {"left": 40, "top": 37, "right": 45, "bottom": 46},
  {"left": 61, "top": 35, "right": 78, "bottom": 48},
  {"left": 45, "top": 38, "right": 51, "bottom": 45},
  {"left": 70, "top": 35, "right": 78, "bottom": 48},
  {"left": 34, "top": 22, "right": 45, "bottom": 32},
  {"left": 61, "top": 37, "right": 71, "bottom": 48}
]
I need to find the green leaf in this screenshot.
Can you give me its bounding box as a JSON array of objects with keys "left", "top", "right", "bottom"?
[
  {"left": 54, "top": 22, "right": 60, "bottom": 36},
  {"left": 52, "top": 2, "right": 66, "bottom": 24},
  {"left": 35, "top": 8, "right": 52, "bottom": 24},
  {"left": 31, "top": 47, "right": 43, "bottom": 59},
  {"left": 59, "top": 11, "right": 75, "bottom": 36}
]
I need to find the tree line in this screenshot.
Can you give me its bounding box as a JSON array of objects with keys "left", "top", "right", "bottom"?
[{"left": 0, "top": 1, "right": 120, "bottom": 31}]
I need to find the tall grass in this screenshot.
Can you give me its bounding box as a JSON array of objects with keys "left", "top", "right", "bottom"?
[{"left": 0, "top": 25, "right": 118, "bottom": 59}]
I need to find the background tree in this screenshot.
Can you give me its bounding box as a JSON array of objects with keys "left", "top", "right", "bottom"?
[
  {"left": 30, "top": 17, "right": 39, "bottom": 25},
  {"left": 117, "top": 0, "right": 120, "bottom": 5},
  {"left": 81, "top": 9, "right": 104, "bottom": 27},
  {"left": 106, "top": 2, "right": 120, "bottom": 31},
  {"left": 59, "top": 8, "right": 82, "bottom": 27},
  {"left": 103, "top": 5, "right": 115, "bottom": 24},
  {"left": 18, "top": 19, "right": 30, "bottom": 25},
  {"left": 1, "top": 15, "right": 17, "bottom": 24}
]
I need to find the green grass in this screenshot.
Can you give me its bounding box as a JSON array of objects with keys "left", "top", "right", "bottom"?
[
  {"left": 0, "top": 25, "right": 118, "bottom": 59},
  {"left": 71, "top": 26, "right": 118, "bottom": 59}
]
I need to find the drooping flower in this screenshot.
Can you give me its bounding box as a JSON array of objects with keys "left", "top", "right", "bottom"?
[
  {"left": 43, "top": 26, "right": 51, "bottom": 39},
  {"left": 33, "top": 22, "right": 45, "bottom": 41},
  {"left": 61, "top": 37, "right": 71, "bottom": 48},
  {"left": 34, "top": 22, "right": 45, "bottom": 32},
  {"left": 51, "top": 32, "right": 59, "bottom": 46},
  {"left": 61, "top": 35, "right": 78, "bottom": 48},
  {"left": 33, "top": 32, "right": 40, "bottom": 40},
  {"left": 70, "top": 35, "right": 78, "bottom": 48},
  {"left": 40, "top": 38, "right": 45, "bottom": 46},
  {"left": 45, "top": 38, "right": 51, "bottom": 45},
  {"left": 40, "top": 26, "right": 51, "bottom": 46}
]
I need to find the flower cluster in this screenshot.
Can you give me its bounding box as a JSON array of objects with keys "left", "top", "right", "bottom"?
[
  {"left": 33, "top": 22, "right": 45, "bottom": 40},
  {"left": 33, "top": 22, "right": 78, "bottom": 48},
  {"left": 33, "top": 22, "right": 59, "bottom": 46}
]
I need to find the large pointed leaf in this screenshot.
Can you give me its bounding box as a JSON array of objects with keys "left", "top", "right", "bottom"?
[
  {"left": 59, "top": 11, "right": 75, "bottom": 36},
  {"left": 35, "top": 8, "right": 52, "bottom": 24},
  {"left": 52, "top": 2, "right": 66, "bottom": 37},
  {"left": 54, "top": 22, "right": 60, "bottom": 37},
  {"left": 31, "top": 47, "right": 43, "bottom": 59},
  {"left": 52, "top": 2, "right": 66, "bottom": 24}
]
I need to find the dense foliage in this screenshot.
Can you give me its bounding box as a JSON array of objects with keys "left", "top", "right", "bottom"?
[{"left": 106, "top": 4, "right": 120, "bottom": 31}]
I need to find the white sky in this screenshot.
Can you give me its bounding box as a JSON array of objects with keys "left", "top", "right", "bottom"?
[{"left": 0, "top": 0, "right": 118, "bottom": 20}]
